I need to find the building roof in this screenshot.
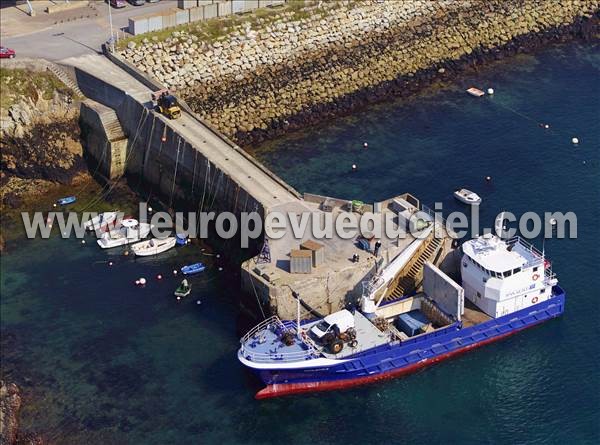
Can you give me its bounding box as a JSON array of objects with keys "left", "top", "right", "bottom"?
[{"left": 462, "top": 234, "right": 527, "bottom": 273}]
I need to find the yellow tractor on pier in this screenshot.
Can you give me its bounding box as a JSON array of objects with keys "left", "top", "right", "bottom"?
[{"left": 152, "top": 89, "right": 181, "bottom": 120}]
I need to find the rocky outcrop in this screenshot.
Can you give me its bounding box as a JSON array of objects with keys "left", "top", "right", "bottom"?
[
  {"left": 1, "top": 119, "right": 84, "bottom": 185},
  {"left": 0, "top": 89, "right": 77, "bottom": 139},
  {"left": 0, "top": 381, "right": 21, "bottom": 445},
  {"left": 0, "top": 382, "right": 45, "bottom": 445},
  {"left": 0, "top": 68, "right": 84, "bottom": 210},
  {"left": 120, "top": 0, "right": 599, "bottom": 145}
]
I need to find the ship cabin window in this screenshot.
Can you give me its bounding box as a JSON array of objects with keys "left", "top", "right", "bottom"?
[
  {"left": 512, "top": 267, "right": 521, "bottom": 274},
  {"left": 503, "top": 270, "right": 513, "bottom": 278},
  {"left": 540, "top": 288, "right": 546, "bottom": 293},
  {"left": 533, "top": 267, "right": 539, "bottom": 272}
]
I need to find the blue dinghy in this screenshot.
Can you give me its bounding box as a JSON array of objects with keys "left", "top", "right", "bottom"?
[
  {"left": 57, "top": 196, "right": 76, "bottom": 206},
  {"left": 181, "top": 262, "right": 205, "bottom": 275}
]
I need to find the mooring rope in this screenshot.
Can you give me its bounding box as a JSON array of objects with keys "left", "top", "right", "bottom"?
[{"left": 168, "top": 137, "right": 182, "bottom": 209}]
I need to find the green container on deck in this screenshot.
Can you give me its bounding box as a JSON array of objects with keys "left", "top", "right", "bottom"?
[{"left": 352, "top": 200, "right": 364, "bottom": 212}]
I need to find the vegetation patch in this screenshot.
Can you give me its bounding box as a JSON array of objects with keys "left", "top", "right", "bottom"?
[{"left": 0, "top": 68, "right": 75, "bottom": 110}]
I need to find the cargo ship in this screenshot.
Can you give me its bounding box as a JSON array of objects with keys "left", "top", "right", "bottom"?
[{"left": 238, "top": 233, "right": 565, "bottom": 399}]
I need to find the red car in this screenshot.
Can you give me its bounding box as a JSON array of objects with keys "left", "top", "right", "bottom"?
[{"left": 0, "top": 47, "right": 16, "bottom": 59}]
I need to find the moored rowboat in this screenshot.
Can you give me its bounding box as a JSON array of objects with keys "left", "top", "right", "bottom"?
[
  {"left": 181, "top": 263, "right": 205, "bottom": 275},
  {"left": 57, "top": 196, "right": 76, "bottom": 206},
  {"left": 84, "top": 211, "right": 119, "bottom": 231},
  {"left": 131, "top": 237, "right": 177, "bottom": 257}
]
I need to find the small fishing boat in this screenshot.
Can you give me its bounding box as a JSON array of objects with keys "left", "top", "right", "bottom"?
[
  {"left": 174, "top": 279, "right": 192, "bottom": 298},
  {"left": 57, "top": 196, "right": 76, "bottom": 206},
  {"left": 181, "top": 262, "right": 206, "bottom": 275},
  {"left": 84, "top": 211, "right": 119, "bottom": 231},
  {"left": 466, "top": 87, "right": 485, "bottom": 97},
  {"left": 97, "top": 219, "right": 153, "bottom": 249},
  {"left": 131, "top": 237, "right": 177, "bottom": 257},
  {"left": 454, "top": 188, "right": 482, "bottom": 205}
]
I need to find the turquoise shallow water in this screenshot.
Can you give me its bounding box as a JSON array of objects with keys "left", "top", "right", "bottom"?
[{"left": 2, "top": 42, "right": 599, "bottom": 444}]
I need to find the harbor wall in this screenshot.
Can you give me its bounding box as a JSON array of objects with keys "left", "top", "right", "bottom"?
[
  {"left": 116, "top": 94, "right": 266, "bottom": 219},
  {"left": 74, "top": 64, "right": 268, "bottom": 230},
  {"left": 119, "top": 0, "right": 599, "bottom": 146}
]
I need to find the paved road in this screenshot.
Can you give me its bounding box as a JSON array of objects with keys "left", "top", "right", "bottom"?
[{"left": 1, "top": 1, "right": 171, "bottom": 61}]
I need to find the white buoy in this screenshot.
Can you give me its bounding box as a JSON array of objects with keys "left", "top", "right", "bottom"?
[
  {"left": 485, "top": 176, "right": 492, "bottom": 182},
  {"left": 196, "top": 300, "right": 201, "bottom": 305},
  {"left": 173, "top": 270, "right": 178, "bottom": 276},
  {"left": 139, "top": 277, "right": 147, "bottom": 285},
  {"left": 550, "top": 217, "right": 557, "bottom": 226},
  {"left": 363, "top": 142, "right": 368, "bottom": 148},
  {"left": 157, "top": 274, "right": 163, "bottom": 280},
  {"left": 108, "top": 261, "right": 113, "bottom": 267},
  {"left": 572, "top": 137, "right": 579, "bottom": 144},
  {"left": 216, "top": 254, "right": 220, "bottom": 259},
  {"left": 177, "top": 296, "right": 181, "bottom": 301},
  {"left": 81, "top": 240, "right": 86, "bottom": 244},
  {"left": 352, "top": 164, "right": 357, "bottom": 171},
  {"left": 135, "top": 280, "right": 140, "bottom": 285},
  {"left": 148, "top": 206, "right": 153, "bottom": 213},
  {"left": 487, "top": 88, "right": 494, "bottom": 95},
  {"left": 53, "top": 203, "right": 57, "bottom": 208},
  {"left": 218, "top": 267, "right": 223, "bottom": 271}
]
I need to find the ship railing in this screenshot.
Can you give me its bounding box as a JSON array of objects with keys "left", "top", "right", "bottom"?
[
  {"left": 362, "top": 275, "right": 385, "bottom": 298},
  {"left": 506, "top": 236, "right": 545, "bottom": 267},
  {"left": 240, "top": 316, "right": 320, "bottom": 363},
  {"left": 240, "top": 315, "right": 283, "bottom": 345}
]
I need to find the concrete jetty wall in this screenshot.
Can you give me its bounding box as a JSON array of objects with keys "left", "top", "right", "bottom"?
[
  {"left": 70, "top": 54, "right": 299, "bottom": 237},
  {"left": 119, "top": 0, "right": 599, "bottom": 145}
]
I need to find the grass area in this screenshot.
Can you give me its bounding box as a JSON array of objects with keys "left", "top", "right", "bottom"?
[
  {"left": 0, "top": 68, "right": 75, "bottom": 110},
  {"left": 116, "top": 0, "right": 343, "bottom": 51}
]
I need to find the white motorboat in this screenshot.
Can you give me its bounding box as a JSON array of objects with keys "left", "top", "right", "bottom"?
[
  {"left": 131, "top": 237, "right": 177, "bottom": 257},
  {"left": 454, "top": 188, "right": 482, "bottom": 205},
  {"left": 96, "top": 219, "right": 153, "bottom": 249},
  {"left": 84, "top": 211, "right": 119, "bottom": 231}
]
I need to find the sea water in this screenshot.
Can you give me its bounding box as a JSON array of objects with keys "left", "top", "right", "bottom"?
[{"left": 1, "top": 42, "right": 598, "bottom": 444}]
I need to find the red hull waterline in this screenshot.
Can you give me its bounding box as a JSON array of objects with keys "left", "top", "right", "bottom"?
[{"left": 255, "top": 320, "right": 546, "bottom": 400}]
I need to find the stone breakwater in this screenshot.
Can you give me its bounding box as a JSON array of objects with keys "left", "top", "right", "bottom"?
[{"left": 124, "top": 0, "right": 598, "bottom": 146}]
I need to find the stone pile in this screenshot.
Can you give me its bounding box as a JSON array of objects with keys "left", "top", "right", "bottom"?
[{"left": 120, "top": 0, "right": 599, "bottom": 144}]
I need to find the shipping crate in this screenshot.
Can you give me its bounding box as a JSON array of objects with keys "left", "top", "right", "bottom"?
[
  {"left": 300, "top": 240, "right": 325, "bottom": 268},
  {"left": 290, "top": 249, "right": 312, "bottom": 274}
]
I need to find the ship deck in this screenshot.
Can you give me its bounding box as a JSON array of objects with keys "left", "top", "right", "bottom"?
[
  {"left": 461, "top": 299, "right": 492, "bottom": 327},
  {"left": 321, "top": 311, "right": 391, "bottom": 359}
]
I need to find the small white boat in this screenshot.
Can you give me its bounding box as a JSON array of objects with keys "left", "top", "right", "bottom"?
[
  {"left": 454, "top": 188, "right": 482, "bottom": 205},
  {"left": 96, "top": 219, "right": 153, "bottom": 249},
  {"left": 466, "top": 87, "right": 485, "bottom": 97},
  {"left": 84, "top": 211, "right": 119, "bottom": 231},
  {"left": 131, "top": 237, "right": 177, "bottom": 257}
]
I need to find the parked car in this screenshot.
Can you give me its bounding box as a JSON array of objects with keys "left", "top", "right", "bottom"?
[
  {"left": 128, "top": 0, "right": 145, "bottom": 5},
  {"left": 0, "top": 47, "right": 16, "bottom": 59},
  {"left": 109, "top": 0, "right": 127, "bottom": 8},
  {"left": 146, "top": 0, "right": 160, "bottom": 3}
]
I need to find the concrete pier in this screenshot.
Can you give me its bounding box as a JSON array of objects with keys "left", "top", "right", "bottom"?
[
  {"left": 67, "top": 54, "right": 300, "bottom": 218},
  {"left": 64, "top": 53, "right": 454, "bottom": 320}
]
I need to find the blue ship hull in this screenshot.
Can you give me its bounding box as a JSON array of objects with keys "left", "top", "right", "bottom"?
[{"left": 253, "top": 287, "right": 565, "bottom": 399}]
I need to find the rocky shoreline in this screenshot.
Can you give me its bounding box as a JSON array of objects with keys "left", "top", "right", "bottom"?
[
  {"left": 0, "top": 381, "right": 44, "bottom": 445},
  {"left": 0, "top": 65, "right": 86, "bottom": 252},
  {"left": 119, "top": 0, "right": 599, "bottom": 147}
]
